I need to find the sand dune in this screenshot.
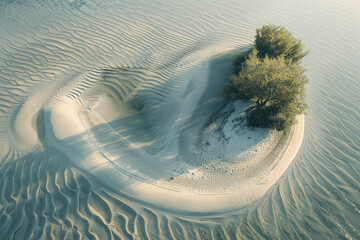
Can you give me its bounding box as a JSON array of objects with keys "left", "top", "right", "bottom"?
[{"left": 0, "top": 0, "right": 307, "bottom": 238}]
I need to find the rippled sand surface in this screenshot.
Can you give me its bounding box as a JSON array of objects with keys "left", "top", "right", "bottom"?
[{"left": 1, "top": 0, "right": 360, "bottom": 239}]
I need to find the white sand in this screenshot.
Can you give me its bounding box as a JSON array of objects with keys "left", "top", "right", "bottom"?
[{"left": 119, "top": 115, "right": 304, "bottom": 212}]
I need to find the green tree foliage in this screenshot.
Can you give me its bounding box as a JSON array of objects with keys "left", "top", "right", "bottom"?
[
  {"left": 223, "top": 49, "right": 308, "bottom": 131},
  {"left": 255, "top": 25, "right": 308, "bottom": 64},
  {"left": 223, "top": 25, "right": 308, "bottom": 130}
]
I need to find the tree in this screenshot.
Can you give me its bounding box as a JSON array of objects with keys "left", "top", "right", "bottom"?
[
  {"left": 255, "top": 25, "right": 308, "bottom": 64},
  {"left": 223, "top": 49, "right": 307, "bottom": 130}
]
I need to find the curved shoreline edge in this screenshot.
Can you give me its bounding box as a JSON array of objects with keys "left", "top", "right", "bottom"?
[{"left": 130, "top": 115, "right": 305, "bottom": 213}]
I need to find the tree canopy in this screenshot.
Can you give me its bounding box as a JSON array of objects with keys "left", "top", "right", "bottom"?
[
  {"left": 255, "top": 25, "right": 308, "bottom": 64},
  {"left": 223, "top": 25, "right": 308, "bottom": 131}
]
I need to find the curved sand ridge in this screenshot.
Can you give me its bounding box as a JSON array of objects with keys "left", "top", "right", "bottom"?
[
  {"left": 40, "top": 55, "right": 304, "bottom": 213},
  {"left": 136, "top": 115, "right": 305, "bottom": 212}
]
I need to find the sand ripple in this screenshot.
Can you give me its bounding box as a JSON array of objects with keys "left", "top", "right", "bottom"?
[{"left": 1, "top": 0, "right": 360, "bottom": 239}]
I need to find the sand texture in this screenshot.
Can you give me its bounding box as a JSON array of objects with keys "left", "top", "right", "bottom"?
[{"left": 0, "top": 0, "right": 306, "bottom": 238}]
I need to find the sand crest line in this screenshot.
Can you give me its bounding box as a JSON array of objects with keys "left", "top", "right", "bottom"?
[{"left": 41, "top": 58, "right": 304, "bottom": 213}]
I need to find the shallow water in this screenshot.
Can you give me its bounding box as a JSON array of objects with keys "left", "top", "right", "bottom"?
[{"left": 1, "top": 0, "right": 359, "bottom": 239}]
